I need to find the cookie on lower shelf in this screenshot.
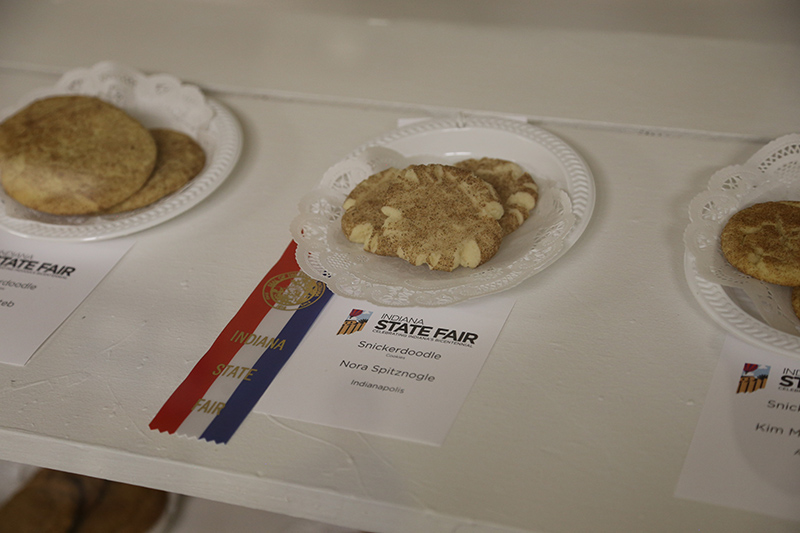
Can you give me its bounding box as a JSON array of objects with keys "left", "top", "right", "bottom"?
[{"left": 0, "top": 468, "right": 169, "bottom": 533}]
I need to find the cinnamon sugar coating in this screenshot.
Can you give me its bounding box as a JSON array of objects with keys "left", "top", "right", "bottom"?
[
  {"left": 721, "top": 201, "right": 800, "bottom": 286},
  {"left": 455, "top": 157, "right": 538, "bottom": 236},
  {"left": 341, "top": 164, "right": 504, "bottom": 271},
  {"left": 0, "top": 95, "right": 156, "bottom": 215}
]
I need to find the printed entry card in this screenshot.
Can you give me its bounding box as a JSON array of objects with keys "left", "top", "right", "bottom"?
[
  {"left": 675, "top": 335, "right": 800, "bottom": 521},
  {"left": 256, "top": 294, "right": 515, "bottom": 445},
  {"left": 0, "top": 230, "right": 133, "bottom": 366}
]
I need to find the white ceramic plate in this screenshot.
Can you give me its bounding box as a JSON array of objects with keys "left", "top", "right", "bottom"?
[
  {"left": 0, "top": 61, "right": 242, "bottom": 241},
  {"left": 292, "top": 116, "right": 595, "bottom": 307}
]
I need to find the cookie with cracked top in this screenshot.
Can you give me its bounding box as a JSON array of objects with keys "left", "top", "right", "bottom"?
[
  {"left": 720, "top": 201, "right": 800, "bottom": 286},
  {"left": 106, "top": 128, "right": 206, "bottom": 213},
  {"left": 0, "top": 95, "right": 156, "bottom": 215},
  {"left": 341, "top": 164, "right": 504, "bottom": 271},
  {"left": 454, "top": 157, "right": 538, "bottom": 235}
]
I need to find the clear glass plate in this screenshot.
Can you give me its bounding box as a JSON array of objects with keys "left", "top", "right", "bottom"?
[
  {"left": 292, "top": 116, "right": 595, "bottom": 307},
  {"left": 0, "top": 61, "right": 242, "bottom": 241}
]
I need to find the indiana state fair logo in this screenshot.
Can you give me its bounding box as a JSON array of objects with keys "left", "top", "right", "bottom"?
[
  {"left": 737, "top": 363, "right": 770, "bottom": 394},
  {"left": 337, "top": 309, "right": 373, "bottom": 335}
]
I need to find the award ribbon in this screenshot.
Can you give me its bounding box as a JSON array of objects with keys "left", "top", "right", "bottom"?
[{"left": 149, "top": 241, "right": 332, "bottom": 443}]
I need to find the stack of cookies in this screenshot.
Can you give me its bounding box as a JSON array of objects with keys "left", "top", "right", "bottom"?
[
  {"left": 720, "top": 201, "right": 800, "bottom": 321},
  {"left": 341, "top": 158, "right": 538, "bottom": 272},
  {"left": 0, "top": 468, "right": 168, "bottom": 533},
  {"left": 0, "top": 95, "right": 205, "bottom": 216}
]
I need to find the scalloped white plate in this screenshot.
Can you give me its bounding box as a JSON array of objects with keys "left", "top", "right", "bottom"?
[
  {"left": 292, "top": 116, "right": 595, "bottom": 307},
  {"left": 0, "top": 61, "right": 242, "bottom": 241},
  {"left": 684, "top": 251, "right": 800, "bottom": 358},
  {"left": 683, "top": 133, "right": 800, "bottom": 358}
]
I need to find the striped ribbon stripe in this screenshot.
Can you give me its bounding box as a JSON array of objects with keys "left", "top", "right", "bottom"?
[
  {"left": 199, "top": 288, "right": 331, "bottom": 442},
  {"left": 149, "top": 241, "right": 332, "bottom": 443}
]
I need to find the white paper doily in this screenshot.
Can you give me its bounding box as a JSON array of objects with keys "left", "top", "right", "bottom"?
[
  {"left": 684, "top": 133, "right": 800, "bottom": 357},
  {"left": 292, "top": 116, "right": 595, "bottom": 307},
  {"left": 0, "top": 61, "right": 242, "bottom": 241}
]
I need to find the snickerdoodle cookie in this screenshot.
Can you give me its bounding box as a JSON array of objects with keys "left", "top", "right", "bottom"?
[
  {"left": 0, "top": 469, "right": 106, "bottom": 533},
  {"left": 0, "top": 95, "right": 157, "bottom": 215},
  {"left": 0, "top": 468, "right": 168, "bottom": 533},
  {"left": 720, "top": 201, "right": 800, "bottom": 286},
  {"left": 341, "top": 164, "right": 504, "bottom": 271},
  {"left": 106, "top": 128, "right": 205, "bottom": 213},
  {"left": 454, "top": 157, "right": 538, "bottom": 235}
]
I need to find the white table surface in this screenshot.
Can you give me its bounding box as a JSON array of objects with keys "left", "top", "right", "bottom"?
[{"left": 1, "top": 2, "right": 799, "bottom": 532}]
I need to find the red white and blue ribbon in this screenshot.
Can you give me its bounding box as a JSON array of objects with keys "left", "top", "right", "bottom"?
[{"left": 149, "top": 241, "right": 332, "bottom": 443}]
